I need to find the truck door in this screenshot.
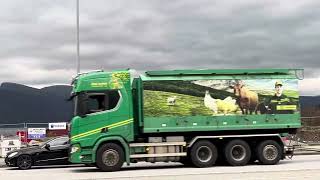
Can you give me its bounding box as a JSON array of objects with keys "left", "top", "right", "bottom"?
[
  {"left": 105, "top": 89, "right": 132, "bottom": 139},
  {"left": 75, "top": 89, "right": 133, "bottom": 143}
]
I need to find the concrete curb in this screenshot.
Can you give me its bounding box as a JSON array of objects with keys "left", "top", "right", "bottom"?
[
  {"left": 0, "top": 164, "right": 6, "bottom": 168},
  {"left": 0, "top": 158, "right": 6, "bottom": 168}
]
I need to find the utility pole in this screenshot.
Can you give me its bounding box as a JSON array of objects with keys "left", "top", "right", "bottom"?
[{"left": 76, "top": 0, "right": 80, "bottom": 74}]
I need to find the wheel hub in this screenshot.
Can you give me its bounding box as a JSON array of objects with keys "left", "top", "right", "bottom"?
[
  {"left": 231, "top": 145, "right": 246, "bottom": 161},
  {"left": 263, "top": 145, "right": 278, "bottom": 161},
  {"left": 102, "top": 149, "right": 119, "bottom": 167},
  {"left": 18, "top": 155, "right": 31, "bottom": 169},
  {"left": 196, "top": 146, "right": 213, "bottom": 163}
]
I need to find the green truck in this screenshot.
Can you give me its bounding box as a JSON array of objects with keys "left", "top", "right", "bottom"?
[{"left": 69, "top": 68, "right": 302, "bottom": 171}]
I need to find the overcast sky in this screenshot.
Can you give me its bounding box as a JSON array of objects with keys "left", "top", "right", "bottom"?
[{"left": 0, "top": 0, "right": 320, "bottom": 95}]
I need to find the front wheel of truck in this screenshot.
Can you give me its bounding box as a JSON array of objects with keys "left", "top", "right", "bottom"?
[{"left": 96, "top": 143, "right": 124, "bottom": 172}]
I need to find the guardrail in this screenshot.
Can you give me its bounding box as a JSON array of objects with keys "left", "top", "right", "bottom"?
[{"left": 291, "top": 144, "right": 320, "bottom": 155}]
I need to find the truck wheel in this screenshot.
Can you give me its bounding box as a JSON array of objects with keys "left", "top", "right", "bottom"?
[
  {"left": 17, "top": 155, "right": 32, "bottom": 170},
  {"left": 96, "top": 143, "right": 124, "bottom": 171},
  {"left": 190, "top": 140, "right": 217, "bottom": 168},
  {"left": 224, "top": 139, "right": 251, "bottom": 166},
  {"left": 256, "top": 140, "right": 282, "bottom": 165}
]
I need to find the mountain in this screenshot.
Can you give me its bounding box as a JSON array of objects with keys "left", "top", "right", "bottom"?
[
  {"left": 0, "top": 82, "right": 73, "bottom": 124},
  {"left": 300, "top": 96, "right": 320, "bottom": 108},
  {"left": 41, "top": 85, "right": 72, "bottom": 99}
]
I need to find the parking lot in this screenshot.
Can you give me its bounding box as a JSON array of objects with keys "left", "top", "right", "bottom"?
[{"left": 0, "top": 155, "right": 320, "bottom": 180}]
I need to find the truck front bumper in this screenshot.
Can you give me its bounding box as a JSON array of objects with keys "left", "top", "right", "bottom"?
[{"left": 69, "top": 144, "right": 94, "bottom": 164}]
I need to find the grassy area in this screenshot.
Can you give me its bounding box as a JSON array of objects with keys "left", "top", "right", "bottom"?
[
  {"left": 284, "top": 90, "right": 299, "bottom": 98},
  {"left": 143, "top": 90, "right": 213, "bottom": 117},
  {"left": 143, "top": 80, "right": 299, "bottom": 117}
]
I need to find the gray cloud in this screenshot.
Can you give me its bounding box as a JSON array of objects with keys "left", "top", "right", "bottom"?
[{"left": 0, "top": 0, "right": 320, "bottom": 95}]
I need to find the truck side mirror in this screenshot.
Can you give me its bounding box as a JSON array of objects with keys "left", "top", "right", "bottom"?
[{"left": 77, "top": 93, "right": 89, "bottom": 118}]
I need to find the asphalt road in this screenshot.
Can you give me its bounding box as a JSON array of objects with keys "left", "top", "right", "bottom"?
[{"left": 1, "top": 155, "right": 320, "bottom": 180}]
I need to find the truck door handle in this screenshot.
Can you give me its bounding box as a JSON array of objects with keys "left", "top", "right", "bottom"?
[{"left": 101, "top": 127, "right": 109, "bottom": 133}]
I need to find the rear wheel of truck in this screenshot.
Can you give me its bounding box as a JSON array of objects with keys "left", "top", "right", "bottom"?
[
  {"left": 256, "top": 140, "right": 282, "bottom": 165},
  {"left": 96, "top": 143, "right": 124, "bottom": 171},
  {"left": 224, "top": 139, "right": 251, "bottom": 166},
  {"left": 190, "top": 140, "right": 218, "bottom": 168}
]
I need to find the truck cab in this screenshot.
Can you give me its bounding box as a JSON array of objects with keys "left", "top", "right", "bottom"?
[{"left": 69, "top": 70, "right": 135, "bottom": 169}]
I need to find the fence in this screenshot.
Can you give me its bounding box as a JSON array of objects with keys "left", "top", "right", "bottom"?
[
  {"left": 298, "top": 116, "right": 320, "bottom": 144},
  {"left": 0, "top": 123, "right": 56, "bottom": 137}
]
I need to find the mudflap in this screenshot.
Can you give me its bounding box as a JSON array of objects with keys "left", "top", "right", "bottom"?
[{"left": 284, "top": 145, "right": 294, "bottom": 159}]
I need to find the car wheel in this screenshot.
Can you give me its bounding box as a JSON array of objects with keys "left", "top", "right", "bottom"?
[
  {"left": 16, "top": 155, "right": 32, "bottom": 170},
  {"left": 224, "top": 139, "right": 251, "bottom": 166},
  {"left": 256, "top": 140, "right": 282, "bottom": 165},
  {"left": 190, "top": 140, "right": 218, "bottom": 168},
  {"left": 96, "top": 143, "right": 124, "bottom": 172}
]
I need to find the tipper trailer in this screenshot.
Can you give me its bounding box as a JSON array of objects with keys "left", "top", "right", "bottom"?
[{"left": 69, "top": 68, "right": 302, "bottom": 171}]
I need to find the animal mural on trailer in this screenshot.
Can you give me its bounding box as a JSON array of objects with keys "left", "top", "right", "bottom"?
[
  {"left": 143, "top": 79, "right": 298, "bottom": 117},
  {"left": 204, "top": 90, "right": 239, "bottom": 115},
  {"left": 167, "top": 96, "right": 177, "bottom": 106},
  {"left": 229, "top": 80, "right": 259, "bottom": 115}
]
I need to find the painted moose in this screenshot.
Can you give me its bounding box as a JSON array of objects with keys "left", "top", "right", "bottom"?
[{"left": 230, "top": 81, "right": 258, "bottom": 114}]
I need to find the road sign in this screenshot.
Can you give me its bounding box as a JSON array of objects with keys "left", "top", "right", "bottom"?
[
  {"left": 49, "top": 122, "right": 67, "bottom": 130},
  {"left": 27, "top": 128, "right": 46, "bottom": 139}
]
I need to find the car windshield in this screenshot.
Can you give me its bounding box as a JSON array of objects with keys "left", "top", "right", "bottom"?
[{"left": 40, "top": 137, "right": 69, "bottom": 147}]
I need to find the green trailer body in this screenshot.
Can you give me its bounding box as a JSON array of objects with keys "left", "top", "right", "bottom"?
[
  {"left": 69, "top": 68, "right": 303, "bottom": 171},
  {"left": 138, "top": 69, "right": 301, "bottom": 134}
]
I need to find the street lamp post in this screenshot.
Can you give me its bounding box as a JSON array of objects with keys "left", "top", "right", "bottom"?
[{"left": 76, "top": 0, "right": 80, "bottom": 74}]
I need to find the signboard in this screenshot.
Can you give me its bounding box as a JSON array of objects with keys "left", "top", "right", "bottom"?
[
  {"left": 27, "top": 128, "right": 46, "bottom": 139},
  {"left": 49, "top": 122, "right": 67, "bottom": 130},
  {"left": 0, "top": 139, "right": 21, "bottom": 157}
]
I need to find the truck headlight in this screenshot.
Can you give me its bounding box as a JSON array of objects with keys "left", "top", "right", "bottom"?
[
  {"left": 8, "top": 152, "right": 18, "bottom": 158},
  {"left": 70, "top": 145, "right": 80, "bottom": 154}
]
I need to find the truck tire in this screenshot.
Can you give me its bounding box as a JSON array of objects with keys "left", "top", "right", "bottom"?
[
  {"left": 256, "top": 140, "right": 282, "bottom": 165},
  {"left": 224, "top": 139, "right": 251, "bottom": 166},
  {"left": 190, "top": 140, "right": 217, "bottom": 168},
  {"left": 96, "top": 143, "right": 124, "bottom": 171},
  {"left": 16, "top": 155, "right": 32, "bottom": 170}
]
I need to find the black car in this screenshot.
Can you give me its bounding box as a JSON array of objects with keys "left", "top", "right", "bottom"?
[{"left": 5, "top": 136, "right": 70, "bottom": 170}]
